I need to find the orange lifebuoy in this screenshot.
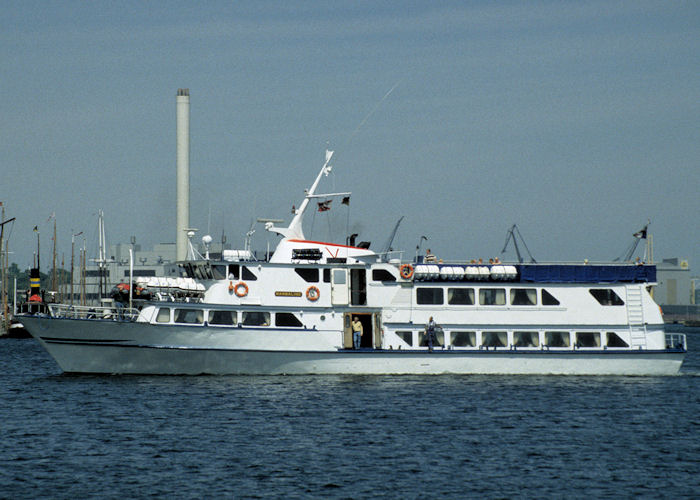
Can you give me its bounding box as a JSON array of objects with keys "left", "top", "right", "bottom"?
[
  {"left": 234, "top": 281, "right": 249, "bottom": 297},
  {"left": 306, "top": 286, "right": 320, "bottom": 301},
  {"left": 399, "top": 264, "right": 414, "bottom": 279}
]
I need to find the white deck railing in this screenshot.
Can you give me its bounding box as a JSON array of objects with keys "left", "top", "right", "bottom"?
[{"left": 47, "top": 303, "right": 139, "bottom": 321}]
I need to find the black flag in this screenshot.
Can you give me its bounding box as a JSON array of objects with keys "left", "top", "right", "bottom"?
[{"left": 633, "top": 225, "right": 648, "bottom": 239}]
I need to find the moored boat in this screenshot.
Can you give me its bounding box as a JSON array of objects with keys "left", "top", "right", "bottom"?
[{"left": 18, "top": 151, "right": 686, "bottom": 375}]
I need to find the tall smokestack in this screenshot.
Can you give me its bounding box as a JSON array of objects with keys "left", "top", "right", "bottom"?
[{"left": 176, "top": 88, "right": 190, "bottom": 261}]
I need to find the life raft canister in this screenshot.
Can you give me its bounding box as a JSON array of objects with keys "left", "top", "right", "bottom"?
[
  {"left": 399, "top": 263, "right": 414, "bottom": 279},
  {"left": 306, "top": 286, "right": 320, "bottom": 301},
  {"left": 234, "top": 281, "right": 249, "bottom": 297}
]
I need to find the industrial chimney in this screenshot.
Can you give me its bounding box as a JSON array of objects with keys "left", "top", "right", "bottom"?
[{"left": 176, "top": 88, "right": 190, "bottom": 261}]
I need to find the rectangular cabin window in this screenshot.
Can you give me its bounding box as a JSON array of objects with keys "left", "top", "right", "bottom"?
[
  {"left": 590, "top": 289, "right": 624, "bottom": 306},
  {"left": 510, "top": 289, "right": 537, "bottom": 306},
  {"left": 576, "top": 332, "right": 601, "bottom": 347},
  {"left": 228, "top": 264, "right": 239, "bottom": 280},
  {"left": 242, "top": 311, "right": 270, "bottom": 326},
  {"left": 372, "top": 269, "right": 396, "bottom": 282},
  {"left": 417, "top": 288, "right": 444, "bottom": 305},
  {"left": 275, "top": 313, "right": 303, "bottom": 327},
  {"left": 211, "top": 265, "right": 227, "bottom": 280},
  {"left": 419, "top": 328, "right": 444, "bottom": 347},
  {"left": 242, "top": 267, "right": 258, "bottom": 281},
  {"left": 295, "top": 268, "right": 319, "bottom": 282},
  {"left": 396, "top": 331, "right": 413, "bottom": 346},
  {"left": 541, "top": 289, "right": 560, "bottom": 306},
  {"left": 451, "top": 331, "right": 476, "bottom": 347},
  {"left": 333, "top": 269, "right": 347, "bottom": 285},
  {"left": 545, "top": 331, "right": 570, "bottom": 347},
  {"left": 606, "top": 332, "right": 629, "bottom": 348},
  {"left": 448, "top": 288, "right": 474, "bottom": 305},
  {"left": 513, "top": 331, "right": 539, "bottom": 347},
  {"left": 482, "top": 331, "right": 508, "bottom": 347},
  {"left": 209, "top": 310, "right": 237, "bottom": 326},
  {"left": 323, "top": 269, "right": 331, "bottom": 283},
  {"left": 175, "top": 309, "right": 204, "bottom": 324},
  {"left": 479, "top": 288, "right": 506, "bottom": 306},
  {"left": 156, "top": 308, "right": 171, "bottom": 323}
]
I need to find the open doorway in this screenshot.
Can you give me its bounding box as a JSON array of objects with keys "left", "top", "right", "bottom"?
[{"left": 343, "top": 312, "right": 375, "bottom": 349}]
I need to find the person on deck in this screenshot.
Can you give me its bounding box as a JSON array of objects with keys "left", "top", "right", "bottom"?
[
  {"left": 352, "top": 316, "right": 363, "bottom": 349},
  {"left": 425, "top": 249, "right": 437, "bottom": 263},
  {"left": 425, "top": 316, "right": 437, "bottom": 351}
]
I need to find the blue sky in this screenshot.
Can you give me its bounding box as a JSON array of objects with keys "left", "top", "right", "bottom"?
[{"left": 1, "top": 1, "right": 698, "bottom": 270}]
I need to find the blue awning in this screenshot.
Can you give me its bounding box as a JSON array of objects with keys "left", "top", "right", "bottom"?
[{"left": 517, "top": 264, "right": 655, "bottom": 283}]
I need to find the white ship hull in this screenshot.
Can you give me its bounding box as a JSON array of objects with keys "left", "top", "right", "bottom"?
[{"left": 21, "top": 316, "right": 684, "bottom": 376}]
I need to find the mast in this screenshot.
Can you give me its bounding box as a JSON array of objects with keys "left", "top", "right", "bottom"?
[
  {"left": 51, "top": 215, "right": 57, "bottom": 293},
  {"left": 266, "top": 150, "right": 334, "bottom": 240},
  {"left": 80, "top": 240, "right": 86, "bottom": 306},
  {"left": 0, "top": 203, "right": 16, "bottom": 329},
  {"left": 97, "top": 209, "right": 107, "bottom": 299}
]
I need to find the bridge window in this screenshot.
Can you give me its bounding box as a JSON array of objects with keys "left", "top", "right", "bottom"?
[
  {"left": 541, "top": 289, "right": 560, "bottom": 306},
  {"left": 448, "top": 288, "right": 474, "bottom": 305},
  {"left": 451, "top": 331, "right": 476, "bottom": 347},
  {"left": 242, "top": 266, "right": 258, "bottom": 281},
  {"left": 372, "top": 269, "right": 396, "bottom": 282},
  {"left": 590, "top": 289, "right": 624, "bottom": 306},
  {"left": 545, "top": 331, "right": 570, "bottom": 347},
  {"left": 209, "top": 310, "right": 237, "bottom": 326},
  {"left": 295, "top": 268, "right": 319, "bottom": 282},
  {"left": 275, "top": 313, "right": 303, "bottom": 327},
  {"left": 479, "top": 288, "right": 506, "bottom": 306},
  {"left": 510, "top": 289, "right": 537, "bottom": 306},
  {"left": 417, "top": 288, "right": 444, "bottom": 305},
  {"left": 211, "top": 265, "right": 227, "bottom": 280},
  {"left": 228, "top": 264, "right": 239, "bottom": 279}
]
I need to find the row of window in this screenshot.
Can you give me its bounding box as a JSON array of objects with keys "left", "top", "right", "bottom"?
[
  {"left": 209, "top": 264, "right": 260, "bottom": 281},
  {"left": 416, "top": 287, "right": 625, "bottom": 307},
  {"left": 155, "top": 308, "right": 303, "bottom": 327},
  {"left": 396, "top": 330, "right": 629, "bottom": 349}
]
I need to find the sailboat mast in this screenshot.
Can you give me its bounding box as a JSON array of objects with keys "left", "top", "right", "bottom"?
[{"left": 51, "top": 217, "right": 57, "bottom": 292}]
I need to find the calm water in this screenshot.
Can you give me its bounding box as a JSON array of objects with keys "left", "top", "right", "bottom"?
[{"left": 2, "top": 327, "right": 699, "bottom": 499}]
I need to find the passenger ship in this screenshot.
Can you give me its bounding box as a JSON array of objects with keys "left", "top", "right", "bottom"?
[{"left": 20, "top": 152, "right": 686, "bottom": 375}]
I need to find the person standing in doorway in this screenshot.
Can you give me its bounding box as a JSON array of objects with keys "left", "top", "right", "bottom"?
[
  {"left": 352, "top": 316, "right": 363, "bottom": 349},
  {"left": 426, "top": 316, "right": 437, "bottom": 351}
]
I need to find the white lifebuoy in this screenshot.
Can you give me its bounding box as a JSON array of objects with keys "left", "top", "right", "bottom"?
[
  {"left": 234, "top": 281, "right": 249, "bottom": 297},
  {"left": 306, "top": 286, "right": 320, "bottom": 301}
]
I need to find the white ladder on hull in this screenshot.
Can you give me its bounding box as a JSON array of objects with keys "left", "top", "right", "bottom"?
[{"left": 626, "top": 285, "right": 646, "bottom": 348}]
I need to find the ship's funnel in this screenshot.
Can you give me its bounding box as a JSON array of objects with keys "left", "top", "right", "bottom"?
[{"left": 176, "top": 88, "right": 190, "bottom": 261}]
